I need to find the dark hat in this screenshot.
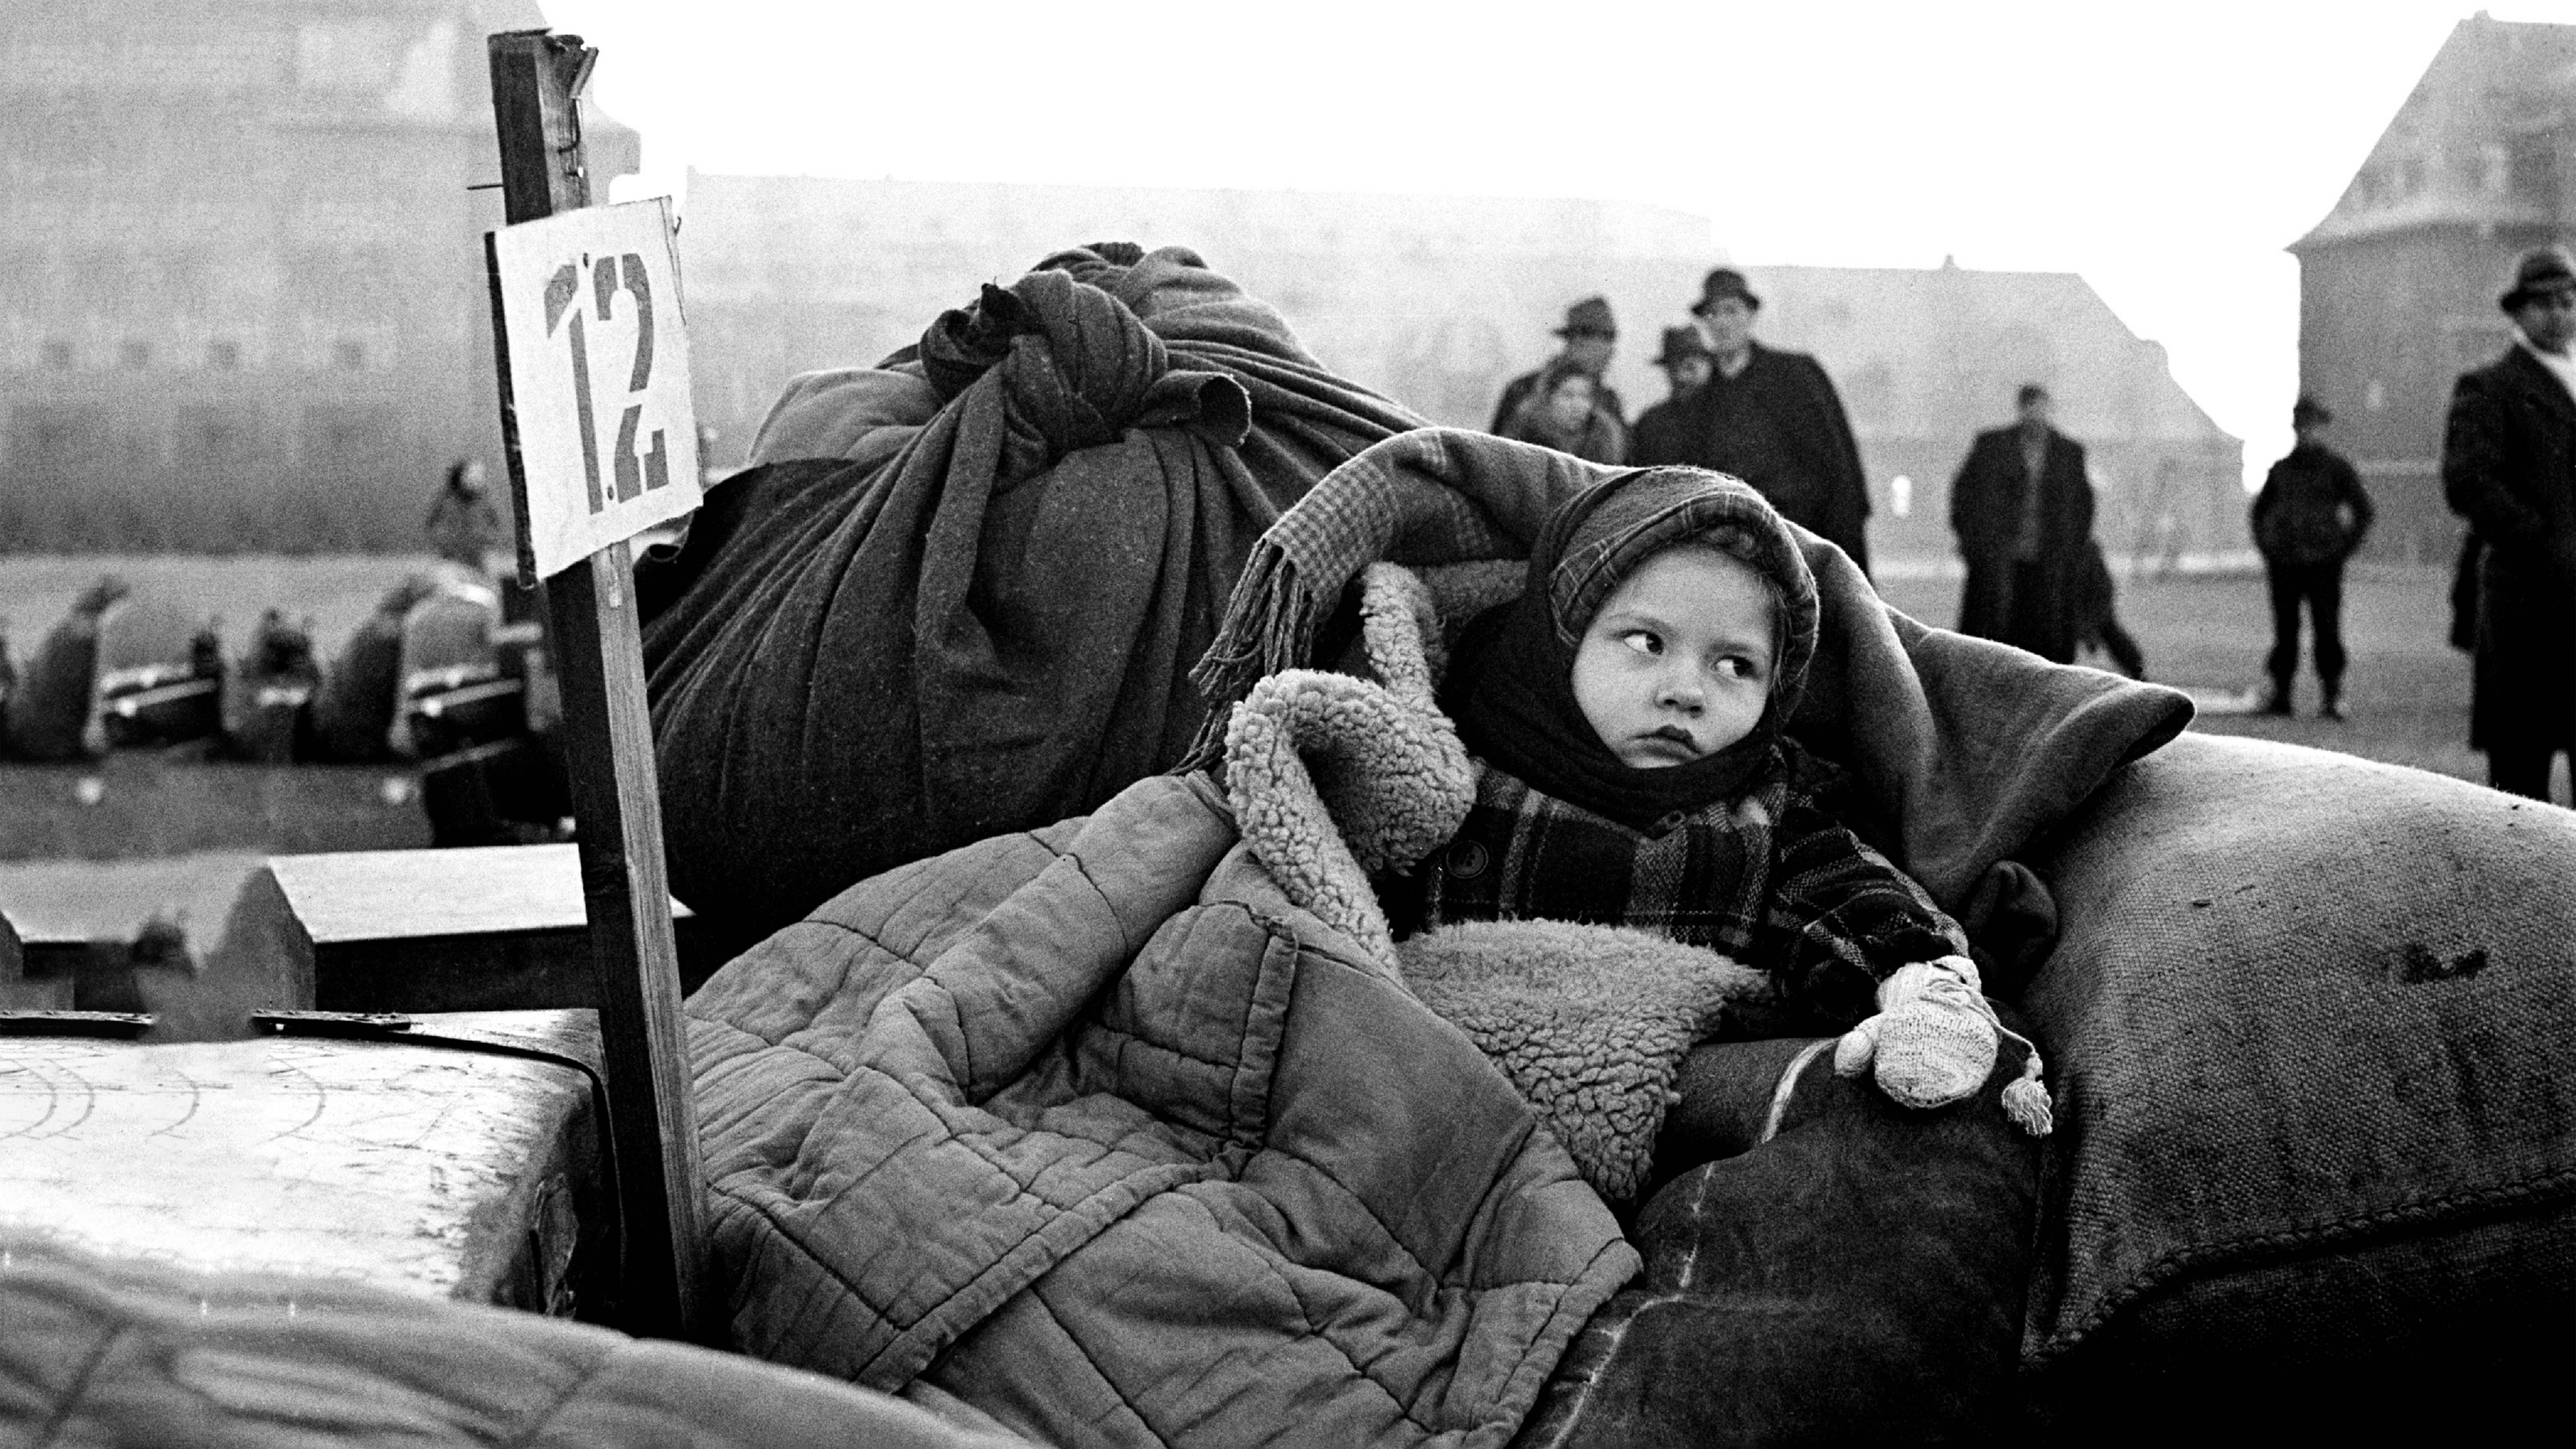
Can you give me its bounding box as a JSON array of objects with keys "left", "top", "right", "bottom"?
[
  {"left": 1554, "top": 296, "right": 1617, "bottom": 338},
  {"left": 2499, "top": 245, "right": 2576, "bottom": 311},
  {"left": 1652, "top": 326, "right": 1714, "bottom": 369},
  {"left": 1691, "top": 267, "right": 1761, "bottom": 316},
  {"left": 2291, "top": 394, "right": 2333, "bottom": 426}
]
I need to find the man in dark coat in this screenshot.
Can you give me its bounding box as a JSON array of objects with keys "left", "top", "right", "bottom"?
[
  {"left": 1490, "top": 297, "right": 1625, "bottom": 433},
  {"left": 1633, "top": 269, "right": 1873, "bottom": 576},
  {"left": 1630, "top": 326, "right": 1713, "bottom": 467},
  {"left": 2252, "top": 395, "right": 2373, "bottom": 719},
  {"left": 1950, "top": 384, "right": 2096, "bottom": 665},
  {"left": 2441, "top": 243, "right": 2576, "bottom": 802}
]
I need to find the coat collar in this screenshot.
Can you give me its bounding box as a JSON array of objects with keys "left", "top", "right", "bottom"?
[{"left": 2501, "top": 342, "right": 2576, "bottom": 422}]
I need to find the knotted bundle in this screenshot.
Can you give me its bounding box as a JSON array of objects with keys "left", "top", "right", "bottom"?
[{"left": 643, "top": 245, "right": 1425, "bottom": 935}]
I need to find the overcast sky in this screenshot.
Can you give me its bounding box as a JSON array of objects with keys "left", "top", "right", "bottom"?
[{"left": 539, "top": 0, "right": 2576, "bottom": 482}]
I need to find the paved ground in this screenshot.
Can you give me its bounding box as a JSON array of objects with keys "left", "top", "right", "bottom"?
[{"left": 1878, "top": 560, "right": 2497, "bottom": 789}]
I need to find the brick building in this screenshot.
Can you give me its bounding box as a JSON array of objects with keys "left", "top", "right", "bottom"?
[
  {"left": 2291, "top": 11, "right": 2576, "bottom": 562},
  {"left": 0, "top": 0, "right": 635, "bottom": 552}
]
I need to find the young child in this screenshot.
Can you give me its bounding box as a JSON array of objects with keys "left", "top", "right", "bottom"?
[{"left": 1395, "top": 464, "right": 2045, "bottom": 1125}]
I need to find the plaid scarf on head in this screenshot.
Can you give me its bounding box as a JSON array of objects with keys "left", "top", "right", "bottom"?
[
  {"left": 1183, "top": 428, "right": 1617, "bottom": 770},
  {"left": 1412, "top": 749, "right": 1970, "bottom": 1033}
]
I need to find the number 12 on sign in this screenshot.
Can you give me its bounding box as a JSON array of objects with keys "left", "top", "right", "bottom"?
[
  {"left": 545, "top": 251, "right": 669, "bottom": 514},
  {"left": 488, "top": 197, "right": 701, "bottom": 581}
]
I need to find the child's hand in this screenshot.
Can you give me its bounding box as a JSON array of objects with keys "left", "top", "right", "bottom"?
[{"left": 1833, "top": 956, "right": 1997, "bottom": 1111}]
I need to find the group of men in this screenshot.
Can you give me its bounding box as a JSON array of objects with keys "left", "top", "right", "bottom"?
[
  {"left": 1490, "top": 268, "right": 2126, "bottom": 669},
  {"left": 1491, "top": 270, "right": 1877, "bottom": 576}
]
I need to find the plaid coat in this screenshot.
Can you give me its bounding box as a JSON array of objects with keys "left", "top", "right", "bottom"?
[{"left": 1387, "top": 746, "right": 1968, "bottom": 1035}]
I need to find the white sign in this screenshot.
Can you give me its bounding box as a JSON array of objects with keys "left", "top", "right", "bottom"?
[{"left": 487, "top": 198, "right": 701, "bottom": 581}]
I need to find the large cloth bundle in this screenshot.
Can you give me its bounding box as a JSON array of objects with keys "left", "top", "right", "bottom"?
[
  {"left": 688, "top": 430, "right": 2193, "bottom": 1448},
  {"left": 641, "top": 244, "right": 1424, "bottom": 934}
]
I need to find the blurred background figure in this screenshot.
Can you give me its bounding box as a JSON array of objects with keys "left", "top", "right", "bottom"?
[
  {"left": 425, "top": 458, "right": 505, "bottom": 579},
  {"left": 1640, "top": 268, "right": 1873, "bottom": 575},
  {"left": 1632, "top": 327, "right": 1715, "bottom": 464},
  {"left": 1951, "top": 384, "right": 2097, "bottom": 665},
  {"left": 2074, "top": 541, "right": 2148, "bottom": 680},
  {"left": 1498, "top": 358, "right": 1628, "bottom": 463},
  {"left": 1489, "top": 297, "right": 1625, "bottom": 436},
  {"left": 2441, "top": 243, "right": 2576, "bottom": 802},
  {"left": 2251, "top": 394, "right": 2372, "bottom": 719}
]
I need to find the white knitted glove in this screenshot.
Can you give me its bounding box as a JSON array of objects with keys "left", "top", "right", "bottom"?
[{"left": 1832, "top": 957, "right": 2051, "bottom": 1135}]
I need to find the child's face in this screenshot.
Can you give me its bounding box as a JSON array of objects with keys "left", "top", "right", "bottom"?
[{"left": 1570, "top": 546, "right": 1776, "bottom": 769}]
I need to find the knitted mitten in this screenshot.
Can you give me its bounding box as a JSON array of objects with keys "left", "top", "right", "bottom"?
[{"left": 1834, "top": 955, "right": 2053, "bottom": 1136}]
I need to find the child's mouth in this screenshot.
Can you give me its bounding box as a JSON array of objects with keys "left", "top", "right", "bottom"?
[{"left": 1638, "top": 726, "right": 1699, "bottom": 758}]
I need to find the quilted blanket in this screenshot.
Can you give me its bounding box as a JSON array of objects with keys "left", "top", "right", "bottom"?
[{"left": 689, "top": 771, "right": 1636, "bottom": 1449}]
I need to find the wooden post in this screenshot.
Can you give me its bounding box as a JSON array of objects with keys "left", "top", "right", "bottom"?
[{"left": 484, "top": 29, "right": 707, "bottom": 1341}]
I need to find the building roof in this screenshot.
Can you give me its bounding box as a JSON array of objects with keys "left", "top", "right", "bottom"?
[
  {"left": 1735, "top": 261, "right": 2234, "bottom": 445},
  {"left": 2292, "top": 12, "right": 2576, "bottom": 251}
]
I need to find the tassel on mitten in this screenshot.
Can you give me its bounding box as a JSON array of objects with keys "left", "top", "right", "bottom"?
[{"left": 1834, "top": 955, "right": 2053, "bottom": 1137}]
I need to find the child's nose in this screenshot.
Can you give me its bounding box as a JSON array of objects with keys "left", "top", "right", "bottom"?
[{"left": 1658, "top": 670, "right": 1706, "bottom": 711}]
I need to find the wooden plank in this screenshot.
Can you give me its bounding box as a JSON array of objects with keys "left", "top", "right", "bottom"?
[
  {"left": 243, "top": 846, "right": 730, "bottom": 1013},
  {"left": 0, "top": 910, "right": 75, "bottom": 1010},
  {"left": 486, "top": 28, "right": 707, "bottom": 1343},
  {"left": 267, "top": 844, "right": 686, "bottom": 944}
]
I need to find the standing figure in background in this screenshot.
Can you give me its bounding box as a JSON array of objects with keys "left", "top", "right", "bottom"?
[
  {"left": 1490, "top": 297, "right": 1625, "bottom": 436},
  {"left": 1631, "top": 327, "right": 1714, "bottom": 466},
  {"left": 1500, "top": 360, "right": 1629, "bottom": 464},
  {"left": 2074, "top": 541, "right": 2147, "bottom": 680},
  {"left": 1641, "top": 269, "right": 1872, "bottom": 575},
  {"left": 426, "top": 458, "right": 505, "bottom": 577},
  {"left": 2441, "top": 244, "right": 2576, "bottom": 802},
  {"left": 1950, "top": 384, "right": 2096, "bottom": 665},
  {"left": 2251, "top": 395, "right": 2373, "bottom": 719}
]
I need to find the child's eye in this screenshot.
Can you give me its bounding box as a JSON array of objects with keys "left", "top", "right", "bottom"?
[
  {"left": 1716, "top": 655, "right": 1763, "bottom": 680},
  {"left": 1619, "top": 630, "right": 1663, "bottom": 657}
]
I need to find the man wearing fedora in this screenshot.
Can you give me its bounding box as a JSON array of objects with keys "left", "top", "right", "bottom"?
[
  {"left": 1630, "top": 326, "right": 1714, "bottom": 466},
  {"left": 2251, "top": 395, "right": 2373, "bottom": 719},
  {"left": 2442, "top": 243, "right": 2576, "bottom": 801},
  {"left": 1489, "top": 296, "right": 1626, "bottom": 437},
  {"left": 1636, "top": 268, "right": 1872, "bottom": 575}
]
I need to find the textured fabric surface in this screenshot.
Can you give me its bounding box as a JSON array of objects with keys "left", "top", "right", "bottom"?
[
  {"left": 2020, "top": 732, "right": 2576, "bottom": 1374},
  {"left": 688, "top": 770, "right": 1635, "bottom": 1449},
  {"left": 0, "top": 1230, "right": 1032, "bottom": 1449},
  {"left": 1398, "top": 920, "right": 1765, "bottom": 1203},
  {"left": 1417, "top": 755, "right": 1969, "bottom": 1036},
  {"left": 1513, "top": 1029, "right": 2044, "bottom": 1448},
  {"left": 643, "top": 244, "right": 1423, "bottom": 935}
]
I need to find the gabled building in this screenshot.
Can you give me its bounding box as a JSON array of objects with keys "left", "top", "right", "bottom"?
[
  {"left": 680, "top": 174, "right": 2242, "bottom": 564},
  {"left": 2290, "top": 10, "right": 2576, "bottom": 561},
  {"left": 0, "top": 0, "right": 636, "bottom": 552}
]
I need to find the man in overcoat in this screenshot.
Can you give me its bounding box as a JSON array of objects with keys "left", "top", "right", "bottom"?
[
  {"left": 1950, "top": 384, "right": 2096, "bottom": 665},
  {"left": 2252, "top": 395, "right": 2373, "bottom": 719},
  {"left": 1633, "top": 269, "right": 1873, "bottom": 575},
  {"left": 1490, "top": 297, "right": 1625, "bottom": 435},
  {"left": 2441, "top": 244, "right": 2576, "bottom": 801}
]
